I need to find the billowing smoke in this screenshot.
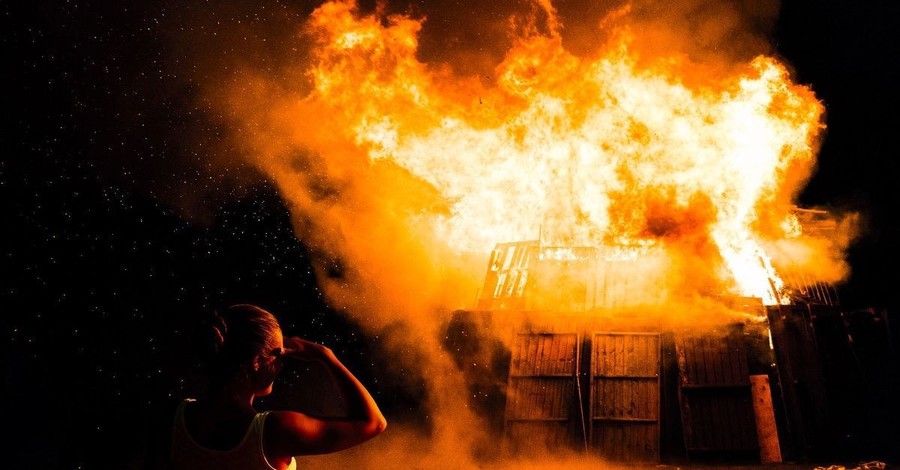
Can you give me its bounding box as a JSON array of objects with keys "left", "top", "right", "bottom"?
[{"left": 163, "top": 0, "right": 857, "bottom": 466}]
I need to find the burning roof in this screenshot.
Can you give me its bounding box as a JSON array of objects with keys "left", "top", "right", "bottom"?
[{"left": 477, "top": 207, "right": 843, "bottom": 311}]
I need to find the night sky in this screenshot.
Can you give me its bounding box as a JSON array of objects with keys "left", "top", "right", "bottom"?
[{"left": 3, "top": 1, "right": 899, "bottom": 469}]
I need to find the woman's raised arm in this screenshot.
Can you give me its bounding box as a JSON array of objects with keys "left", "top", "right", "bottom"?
[{"left": 267, "top": 337, "right": 386, "bottom": 456}]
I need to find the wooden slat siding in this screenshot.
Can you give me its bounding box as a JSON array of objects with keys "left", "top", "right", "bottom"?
[
  {"left": 598, "top": 260, "right": 609, "bottom": 308},
  {"left": 506, "top": 378, "right": 571, "bottom": 419},
  {"left": 765, "top": 305, "right": 830, "bottom": 461},
  {"left": 505, "top": 333, "right": 579, "bottom": 454},
  {"left": 778, "top": 266, "right": 840, "bottom": 307},
  {"left": 590, "top": 333, "right": 660, "bottom": 461},
  {"left": 675, "top": 327, "right": 758, "bottom": 458},
  {"left": 619, "top": 267, "right": 630, "bottom": 310}
]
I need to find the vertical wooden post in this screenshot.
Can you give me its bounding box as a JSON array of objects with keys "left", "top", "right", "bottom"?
[{"left": 750, "top": 374, "right": 783, "bottom": 463}]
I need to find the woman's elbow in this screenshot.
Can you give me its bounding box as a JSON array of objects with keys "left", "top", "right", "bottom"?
[{"left": 365, "top": 414, "right": 386, "bottom": 438}]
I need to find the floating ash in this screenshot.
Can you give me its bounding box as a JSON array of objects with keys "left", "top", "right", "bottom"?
[{"left": 199, "top": 0, "right": 861, "bottom": 467}]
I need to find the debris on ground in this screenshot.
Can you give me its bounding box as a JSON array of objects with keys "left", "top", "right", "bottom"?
[{"left": 814, "top": 461, "right": 888, "bottom": 470}]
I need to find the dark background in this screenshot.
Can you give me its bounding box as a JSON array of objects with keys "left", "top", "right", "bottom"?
[{"left": 3, "top": 1, "right": 899, "bottom": 468}]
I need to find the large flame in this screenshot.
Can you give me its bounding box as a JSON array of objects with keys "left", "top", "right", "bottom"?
[
  {"left": 205, "top": 1, "right": 854, "bottom": 466},
  {"left": 293, "top": 1, "right": 823, "bottom": 305}
]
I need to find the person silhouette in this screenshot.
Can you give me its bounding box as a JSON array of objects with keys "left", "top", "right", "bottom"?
[{"left": 161, "top": 303, "right": 386, "bottom": 470}]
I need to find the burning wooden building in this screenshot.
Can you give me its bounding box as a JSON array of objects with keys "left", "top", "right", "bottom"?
[
  {"left": 443, "top": 207, "right": 895, "bottom": 465},
  {"left": 276, "top": 4, "right": 896, "bottom": 463}
]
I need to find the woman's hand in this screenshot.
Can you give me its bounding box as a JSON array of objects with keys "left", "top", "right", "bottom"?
[{"left": 282, "top": 337, "right": 335, "bottom": 362}]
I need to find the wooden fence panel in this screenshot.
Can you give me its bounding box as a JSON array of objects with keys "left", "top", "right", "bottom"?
[
  {"left": 505, "top": 332, "right": 581, "bottom": 454},
  {"left": 590, "top": 332, "right": 661, "bottom": 461},
  {"left": 675, "top": 326, "right": 758, "bottom": 458}
]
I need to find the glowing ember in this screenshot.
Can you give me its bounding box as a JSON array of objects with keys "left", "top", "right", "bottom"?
[{"left": 266, "top": 2, "right": 827, "bottom": 306}]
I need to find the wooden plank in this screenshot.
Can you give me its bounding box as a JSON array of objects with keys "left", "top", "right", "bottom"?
[
  {"left": 751, "top": 374, "right": 782, "bottom": 463},
  {"left": 553, "top": 334, "right": 563, "bottom": 375},
  {"left": 700, "top": 337, "right": 715, "bottom": 450},
  {"left": 675, "top": 335, "right": 694, "bottom": 452},
  {"left": 595, "top": 417, "right": 657, "bottom": 423}
]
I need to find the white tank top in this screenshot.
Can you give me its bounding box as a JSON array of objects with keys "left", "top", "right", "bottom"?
[{"left": 171, "top": 399, "right": 297, "bottom": 470}]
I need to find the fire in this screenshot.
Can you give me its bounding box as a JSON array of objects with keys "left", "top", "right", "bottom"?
[{"left": 266, "top": 1, "right": 826, "bottom": 306}]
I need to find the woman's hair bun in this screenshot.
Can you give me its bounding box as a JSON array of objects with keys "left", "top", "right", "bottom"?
[{"left": 196, "top": 303, "right": 281, "bottom": 382}]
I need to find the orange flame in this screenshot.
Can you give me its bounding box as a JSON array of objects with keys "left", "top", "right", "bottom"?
[{"left": 294, "top": 1, "right": 824, "bottom": 306}]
